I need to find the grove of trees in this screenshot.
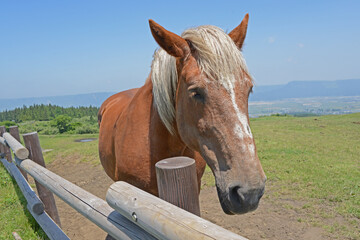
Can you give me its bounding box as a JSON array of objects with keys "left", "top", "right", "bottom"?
[
  {"left": 0, "top": 104, "right": 100, "bottom": 134},
  {"left": 0, "top": 104, "right": 99, "bottom": 122}
]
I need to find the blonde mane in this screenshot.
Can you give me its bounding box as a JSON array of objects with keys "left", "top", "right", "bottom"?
[{"left": 151, "top": 25, "right": 250, "bottom": 134}]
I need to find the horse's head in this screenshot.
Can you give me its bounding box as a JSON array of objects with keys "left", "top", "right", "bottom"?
[{"left": 149, "top": 14, "right": 266, "bottom": 215}]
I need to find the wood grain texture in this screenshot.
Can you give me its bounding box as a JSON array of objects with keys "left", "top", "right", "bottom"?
[
  {"left": 15, "top": 157, "right": 156, "bottom": 240},
  {"left": 0, "top": 126, "right": 12, "bottom": 161},
  {"left": 155, "top": 157, "right": 200, "bottom": 216},
  {"left": 3, "top": 132, "right": 28, "bottom": 160},
  {"left": 9, "top": 126, "right": 28, "bottom": 180},
  {"left": 22, "top": 132, "right": 61, "bottom": 228},
  {"left": 0, "top": 136, "right": 6, "bottom": 146},
  {"left": 107, "top": 181, "right": 248, "bottom": 240}
]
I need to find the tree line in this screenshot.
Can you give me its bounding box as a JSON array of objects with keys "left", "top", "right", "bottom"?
[{"left": 0, "top": 104, "right": 99, "bottom": 122}]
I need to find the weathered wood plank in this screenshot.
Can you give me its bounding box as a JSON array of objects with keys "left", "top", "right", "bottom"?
[
  {"left": 107, "top": 181, "right": 248, "bottom": 240},
  {"left": 9, "top": 126, "right": 28, "bottom": 180},
  {"left": 3, "top": 132, "right": 29, "bottom": 159},
  {"left": 0, "top": 136, "right": 6, "bottom": 146},
  {"left": 23, "top": 132, "right": 61, "bottom": 227},
  {"left": 156, "top": 157, "right": 200, "bottom": 216},
  {"left": 0, "top": 126, "right": 12, "bottom": 161},
  {"left": 15, "top": 157, "right": 156, "bottom": 240}
]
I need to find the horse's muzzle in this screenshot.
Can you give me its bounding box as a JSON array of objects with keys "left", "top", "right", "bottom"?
[{"left": 218, "top": 183, "right": 265, "bottom": 215}]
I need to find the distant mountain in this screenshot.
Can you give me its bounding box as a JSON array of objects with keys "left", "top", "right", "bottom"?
[
  {"left": 250, "top": 79, "right": 360, "bottom": 101},
  {"left": 1, "top": 79, "right": 359, "bottom": 111},
  {"left": 0, "top": 92, "right": 116, "bottom": 111}
]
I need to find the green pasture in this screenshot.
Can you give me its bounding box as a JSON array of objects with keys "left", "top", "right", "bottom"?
[
  {"left": 38, "top": 134, "right": 99, "bottom": 165},
  {"left": 0, "top": 165, "right": 48, "bottom": 239},
  {"left": 1, "top": 113, "right": 359, "bottom": 239}
]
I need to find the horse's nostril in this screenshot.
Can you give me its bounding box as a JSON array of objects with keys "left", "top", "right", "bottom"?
[
  {"left": 230, "top": 186, "right": 245, "bottom": 202},
  {"left": 225, "top": 185, "right": 265, "bottom": 214},
  {"left": 230, "top": 185, "right": 264, "bottom": 204},
  {"left": 236, "top": 188, "right": 246, "bottom": 202}
]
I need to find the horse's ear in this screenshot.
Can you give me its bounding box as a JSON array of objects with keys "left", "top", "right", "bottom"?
[
  {"left": 228, "top": 13, "right": 249, "bottom": 50},
  {"left": 149, "top": 19, "right": 190, "bottom": 58}
]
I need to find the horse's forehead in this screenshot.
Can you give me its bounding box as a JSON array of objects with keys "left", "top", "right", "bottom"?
[
  {"left": 207, "top": 74, "right": 252, "bottom": 94},
  {"left": 207, "top": 80, "right": 249, "bottom": 103},
  {"left": 181, "top": 56, "right": 252, "bottom": 95},
  {"left": 182, "top": 58, "right": 203, "bottom": 80}
]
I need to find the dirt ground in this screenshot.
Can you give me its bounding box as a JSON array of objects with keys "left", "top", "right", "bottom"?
[{"left": 39, "top": 155, "right": 333, "bottom": 240}]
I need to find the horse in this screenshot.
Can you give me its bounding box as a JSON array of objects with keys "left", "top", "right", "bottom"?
[{"left": 98, "top": 14, "right": 266, "bottom": 215}]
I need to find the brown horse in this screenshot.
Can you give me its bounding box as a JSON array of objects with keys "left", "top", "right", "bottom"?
[{"left": 98, "top": 14, "right": 266, "bottom": 215}]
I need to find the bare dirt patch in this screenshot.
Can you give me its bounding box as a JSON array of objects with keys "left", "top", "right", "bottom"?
[
  {"left": 200, "top": 187, "right": 329, "bottom": 240},
  {"left": 37, "top": 157, "right": 335, "bottom": 240}
]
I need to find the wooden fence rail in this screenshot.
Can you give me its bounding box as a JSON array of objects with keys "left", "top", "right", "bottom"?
[
  {"left": 0, "top": 157, "right": 44, "bottom": 215},
  {"left": 3, "top": 132, "right": 29, "bottom": 159},
  {"left": 107, "top": 181, "right": 247, "bottom": 240},
  {"left": 0, "top": 127, "right": 248, "bottom": 240}
]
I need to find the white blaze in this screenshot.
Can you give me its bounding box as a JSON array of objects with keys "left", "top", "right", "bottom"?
[
  {"left": 234, "top": 124, "right": 244, "bottom": 139},
  {"left": 231, "top": 85, "right": 256, "bottom": 157},
  {"left": 223, "top": 77, "right": 253, "bottom": 140},
  {"left": 248, "top": 142, "right": 255, "bottom": 157}
]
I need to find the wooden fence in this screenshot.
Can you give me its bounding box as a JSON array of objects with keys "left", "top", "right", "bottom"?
[{"left": 0, "top": 126, "right": 247, "bottom": 240}]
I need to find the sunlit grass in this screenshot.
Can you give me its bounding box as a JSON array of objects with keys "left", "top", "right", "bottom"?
[
  {"left": 252, "top": 114, "right": 359, "bottom": 219},
  {"left": 0, "top": 164, "right": 47, "bottom": 239},
  {"left": 38, "top": 134, "right": 99, "bottom": 165}
]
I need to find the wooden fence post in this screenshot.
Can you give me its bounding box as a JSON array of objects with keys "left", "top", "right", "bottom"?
[
  {"left": 9, "top": 126, "right": 28, "bottom": 180},
  {"left": 0, "top": 126, "right": 12, "bottom": 162},
  {"left": 155, "top": 157, "right": 201, "bottom": 216},
  {"left": 22, "top": 132, "right": 62, "bottom": 227},
  {"left": 0, "top": 126, "right": 3, "bottom": 155}
]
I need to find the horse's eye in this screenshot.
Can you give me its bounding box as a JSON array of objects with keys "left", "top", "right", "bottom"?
[
  {"left": 193, "top": 92, "right": 203, "bottom": 100},
  {"left": 190, "top": 89, "right": 205, "bottom": 102}
]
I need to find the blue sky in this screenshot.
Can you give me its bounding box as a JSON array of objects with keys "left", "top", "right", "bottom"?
[{"left": 1, "top": 1, "right": 359, "bottom": 99}]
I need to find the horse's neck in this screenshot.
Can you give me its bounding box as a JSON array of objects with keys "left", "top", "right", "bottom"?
[{"left": 143, "top": 77, "right": 188, "bottom": 159}]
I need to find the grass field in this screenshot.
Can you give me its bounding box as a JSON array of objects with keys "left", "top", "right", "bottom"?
[
  {"left": 38, "top": 134, "right": 99, "bottom": 165},
  {"left": 1, "top": 113, "right": 359, "bottom": 239},
  {"left": 249, "top": 113, "right": 359, "bottom": 238},
  {"left": 0, "top": 165, "right": 48, "bottom": 239}
]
